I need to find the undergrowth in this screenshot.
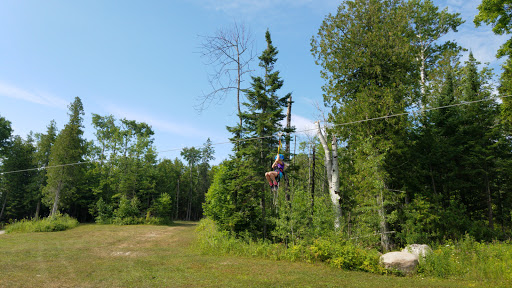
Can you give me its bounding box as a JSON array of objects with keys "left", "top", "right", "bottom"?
[
  {"left": 197, "top": 218, "right": 512, "bottom": 282},
  {"left": 5, "top": 214, "right": 79, "bottom": 233},
  {"left": 417, "top": 234, "right": 512, "bottom": 282},
  {"left": 195, "top": 218, "right": 387, "bottom": 274}
]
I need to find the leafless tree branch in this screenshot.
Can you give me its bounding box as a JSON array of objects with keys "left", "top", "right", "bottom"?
[{"left": 196, "top": 20, "right": 256, "bottom": 129}]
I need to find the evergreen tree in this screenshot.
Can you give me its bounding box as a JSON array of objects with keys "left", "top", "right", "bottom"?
[
  {"left": 239, "top": 30, "right": 290, "bottom": 238},
  {"left": 0, "top": 136, "right": 37, "bottom": 221},
  {"left": 43, "top": 97, "right": 86, "bottom": 216},
  {"left": 33, "top": 120, "right": 58, "bottom": 218},
  {"left": 206, "top": 30, "right": 290, "bottom": 238},
  {"left": 0, "top": 114, "right": 12, "bottom": 155},
  {"left": 458, "top": 52, "right": 499, "bottom": 233}
]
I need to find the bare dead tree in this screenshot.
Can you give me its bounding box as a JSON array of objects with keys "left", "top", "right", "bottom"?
[{"left": 197, "top": 21, "right": 255, "bottom": 131}]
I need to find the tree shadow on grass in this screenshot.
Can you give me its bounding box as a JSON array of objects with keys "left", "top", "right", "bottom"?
[{"left": 171, "top": 221, "right": 198, "bottom": 227}]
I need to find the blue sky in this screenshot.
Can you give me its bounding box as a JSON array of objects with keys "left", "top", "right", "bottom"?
[{"left": 0, "top": 0, "right": 507, "bottom": 164}]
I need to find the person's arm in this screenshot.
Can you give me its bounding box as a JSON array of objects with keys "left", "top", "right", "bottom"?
[{"left": 271, "top": 155, "right": 281, "bottom": 168}]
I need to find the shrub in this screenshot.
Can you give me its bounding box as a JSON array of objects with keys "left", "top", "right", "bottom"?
[
  {"left": 113, "top": 196, "right": 144, "bottom": 225},
  {"left": 5, "top": 214, "right": 79, "bottom": 233},
  {"left": 196, "top": 218, "right": 386, "bottom": 274},
  {"left": 418, "top": 234, "right": 512, "bottom": 281},
  {"left": 94, "top": 197, "right": 113, "bottom": 224},
  {"left": 151, "top": 193, "right": 173, "bottom": 225}
]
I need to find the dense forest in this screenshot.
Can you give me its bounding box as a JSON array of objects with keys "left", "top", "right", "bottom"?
[
  {"left": 2, "top": 0, "right": 512, "bottom": 251},
  {"left": 0, "top": 99, "right": 215, "bottom": 224}
]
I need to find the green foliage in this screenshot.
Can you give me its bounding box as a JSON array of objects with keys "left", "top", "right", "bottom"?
[
  {"left": 208, "top": 29, "right": 291, "bottom": 239},
  {"left": 475, "top": 0, "right": 512, "bottom": 58},
  {"left": 43, "top": 97, "right": 87, "bottom": 216},
  {"left": 272, "top": 190, "right": 335, "bottom": 244},
  {"left": 93, "top": 197, "right": 113, "bottom": 224},
  {"left": 196, "top": 218, "right": 386, "bottom": 274},
  {"left": 151, "top": 193, "right": 173, "bottom": 224},
  {"left": 0, "top": 135, "right": 38, "bottom": 221},
  {"left": 399, "top": 195, "right": 440, "bottom": 244},
  {"left": 0, "top": 113, "right": 12, "bottom": 155},
  {"left": 419, "top": 235, "right": 512, "bottom": 282},
  {"left": 204, "top": 160, "right": 263, "bottom": 235},
  {"left": 5, "top": 214, "right": 79, "bottom": 233},
  {"left": 308, "top": 238, "right": 387, "bottom": 274},
  {"left": 113, "top": 196, "right": 143, "bottom": 225}
]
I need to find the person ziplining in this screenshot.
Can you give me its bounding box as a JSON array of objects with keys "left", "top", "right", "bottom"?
[
  {"left": 265, "top": 154, "right": 285, "bottom": 191},
  {"left": 265, "top": 133, "right": 285, "bottom": 192}
]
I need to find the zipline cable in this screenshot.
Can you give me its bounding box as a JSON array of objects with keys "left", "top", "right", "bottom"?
[{"left": 1, "top": 94, "right": 510, "bottom": 176}]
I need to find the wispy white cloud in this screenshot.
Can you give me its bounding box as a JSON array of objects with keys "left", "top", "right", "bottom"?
[
  {"left": 281, "top": 113, "right": 316, "bottom": 137},
  {"left": 194, "top": 0, "right": 336, "bottom": 17},
  {"left": 435, "top": 0, "right": 507, "bottom": 72},
  {"left": 0, "top": 81, "right": 68, "bottom": 109},
  {"left": 456, "top": 31, "right": 508, "bottom": 64},
  {"left": 107, "top": 105, "right": 209, "bottom": 139}
]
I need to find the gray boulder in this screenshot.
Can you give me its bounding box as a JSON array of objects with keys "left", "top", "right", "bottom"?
[
  {"left": 402, "top": 244, "right": 432, "bottom": 259},
  {"left": 380, "top": 251, "right": 419, "bottom": 274}
]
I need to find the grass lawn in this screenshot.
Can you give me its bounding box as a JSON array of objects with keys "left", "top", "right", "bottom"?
[{"left": 0, "top": 222, "right": 506, "bottom": 287}]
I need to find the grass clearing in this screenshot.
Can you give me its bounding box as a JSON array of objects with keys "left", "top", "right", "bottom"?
[{"left": 0, "top": 222, "right": 507, "bottom": 287}]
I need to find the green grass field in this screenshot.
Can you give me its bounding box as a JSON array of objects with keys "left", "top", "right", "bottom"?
[{"left": 0, "top": 223, "right": 506, "bottom": 287}]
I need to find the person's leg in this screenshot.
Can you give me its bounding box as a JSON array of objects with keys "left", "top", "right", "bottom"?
[
  {"left": 269, "top": 171, "right": 278, "bottom": 186},
  {"left": 265, "top": 172, "right": 273, "bottom": 186}
]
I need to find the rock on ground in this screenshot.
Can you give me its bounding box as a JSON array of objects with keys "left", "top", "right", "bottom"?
[
  {"left": 402, "top": 244, "right": 432, "bottom": 259},
  {"left": 380, "top": 251, "right": 419, "bottom": 274}
]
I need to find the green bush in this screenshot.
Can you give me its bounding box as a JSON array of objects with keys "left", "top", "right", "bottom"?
[
  {"left": 196, "top": 218, "right": 386, "bottom": 274},
  {"left": 151, "top": 193, "right": 173, "bottom": 225},
  {"left": 5, "top": 214, "right": 79, "bottom": 233},
  {"left": 94, "top": 197, "right": 113, "bottom": 224},
  {"left": 113, "top": 196, "right": 144, "bottom": 225},
  {"left": 418, "top": 234, "right": 512, "bottom": 281}
]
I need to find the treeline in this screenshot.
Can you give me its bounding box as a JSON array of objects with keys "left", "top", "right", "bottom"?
[
  {"left": 0, "top": 97, "right": 214, "bottom": 224},
  {"left": 2, "top": 0, "right": 512, "bottom": 251},
  {"left": 203, "top": 0, "right": 512, "bottom": 249}
]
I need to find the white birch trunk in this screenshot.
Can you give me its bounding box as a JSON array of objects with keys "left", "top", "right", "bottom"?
[
  {"left": 420, "top": 49, "right": 426, "bottom": 98},
  {"left": 316, "top": 121, "right": 341, "bottom": 230},
  {"left": 330, "top": 135, "right": 342, "bottom": 229},
  {"left": 316, "top": 121, "right": 332, "bottom": 189}
]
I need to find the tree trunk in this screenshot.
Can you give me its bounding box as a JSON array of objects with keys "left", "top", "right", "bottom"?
[
  {"left": 260, "top": 141, "right": 267, "bottom": 239},
  {"left": 316, "top": 121, "right": 341, "bottom": 230},
  {"left": 51, "top": 179, "right": 63, "bottom": 217},
  {"left": 237, "top": 50, "right": 242, "bottom": 147},
  {"left": 420, "top": 48, "right": 426, "bottom": 101},
  {"left": 485, "top": 172, "right": 493, "bottom": 228},
  {"left": 330, "top": 135, "right": 342, "bottom": 229},
  {"left": 292, "top": 135, "right": 296, "bottom": 188},
  {"left": 35, "top": 200, "right": 41, "bottom": 219},
  {"left": 316, "top": 121, "right": 332, "bottom": 189},
  {"left": 310, "top": 144, "right": 316, "bottom": 225},
  {"left": 0, "top": 190, "right": 8, "bottom": 221},
  {"left": 429, "top": 164, "right": 437, "bottom": 194},
  {"left": 378, "top": 189, "right": 391, "bottom": 252},
  {"left": 175, "top": 179, "right": 180, "bottom": 220},
  {"left": 284, "top": 95, "right": 292, "bottom": 202}
]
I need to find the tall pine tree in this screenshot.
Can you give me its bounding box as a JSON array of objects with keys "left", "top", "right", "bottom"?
[
  {"left": 43, "top": 97, "right": 86, "bottom": 216},
  {"left": 205, "top": 30, "right": 291, "bottom": 239}
]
